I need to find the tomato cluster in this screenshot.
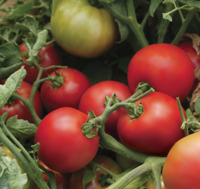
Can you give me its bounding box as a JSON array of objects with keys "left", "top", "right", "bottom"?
[
  {"left": 1, "top": 40, "right": 197, "bottom": 188},
  {"left": 1, "top": 1, "right": 200, "bottom": 187}
]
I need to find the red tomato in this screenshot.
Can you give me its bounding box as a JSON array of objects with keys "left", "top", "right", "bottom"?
[
  {"left": 34, "top": 161, "right": 69, "bottom": 189},
  {"left": 117, "top": 92, "right": 185, "bottom": 156},
  {"left": 0, "top": 81, "right": 43, "bottom": 123},
  {"left": 69, "top": 155, "right": 122, "bottom": 189},
  {"left": 178, "top": 40, "right": 200, "bottom": 69},
  {"left": 40, "top": 68, "right": 91, "bottom": 112},
  {"left": 35, "top": 107, "right": 99, "bottom": 173},
  {"left": 127, "top": 43, "right": 195, "bottom": 101},
  {"left": 20, "top": 43, "right": 63, "bottom": 84},
  {"left": 162, "top": 132, "right": 200, "bottom": 189},
  {"left": 78, "top": 81, "right": 132, "bottom": 138}
]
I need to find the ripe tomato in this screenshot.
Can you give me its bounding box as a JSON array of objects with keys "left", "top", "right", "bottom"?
[
  {"left": 50, "top": 0, "right": 118, "bottom": 58},
  {"left": 69, "top": 155, "right": 122, "bottom": 189},
  {"left": 20, "top": 43, "right": 63, "bottom": 84},
  {"left": 178, "top": 40, "right": 200, "bottom": 69},
  {"left": 40, "top": 68, "right": 91, "bottom": 112},
  {"left": 162, "top": 132, "right": 200, "bottom": 189},
  {"left": 0, "top": 81, "right": 43, "bottom": 123},
  {"left": 35, "top": 107, "right": 99, "bottom": 173},
  {"left": 127, "top": 43, "right": 195, "bottom": 101},
  {"left": 78, "top": 80, "right": 132, "bottom": 138},
  {"left": 117, "top": 92, "right": 185, "bottom": 156}
]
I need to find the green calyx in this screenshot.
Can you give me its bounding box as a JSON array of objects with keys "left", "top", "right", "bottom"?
[
  {"left": 49, "top": 72, "right": 65, "bottom": 88},
  {"left": 126, "top": 102, "right": 144, "bottom": 119}
]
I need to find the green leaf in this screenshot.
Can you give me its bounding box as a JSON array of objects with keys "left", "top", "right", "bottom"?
[
  {"left": 99, "top": 0, "right": 130, "bottom": 43},
  {"left": 82, "top": 169, "right": 96, "bottom": 188},
  {"left": 16, "top": 15, "right": 39, "bottom": 36},
  {"left": 26, "top": 29, "right": 48, "bottom": 62},
  {"left": 6, "top": 116, "right": 37, "bottom": 142},
  {"left": 0, "top": 42, "right": 23, "bottom": 80},
  {"left": 194, "top": 97, "right": 200, "bottom": 115},
  {"left": 0, "top": 66, "right": 26, "bottom": 110},
  {"left": 149, "top": 0, "right": 163, "bottom": 16},
  {"left": 162, "top": 12, "right": 172, "bottom": 21},
  {"left": 0, "top": 149, "right": 28, "bottom": 189},
  {"left": 4, "top": 1, "right": 34, "bottom": 20}
]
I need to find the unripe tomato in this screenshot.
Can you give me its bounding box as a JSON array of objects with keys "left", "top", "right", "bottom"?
[
  {"left": 127, "top": 43, "right": 195, "bottom": 101},
  {"left": 50, "top": 0, "right": 118, "bottom": 58}
]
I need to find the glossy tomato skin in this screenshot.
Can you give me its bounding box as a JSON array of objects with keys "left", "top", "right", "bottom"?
[
  {"left": 69, "top": 155, "right": 122, "bottom": 189},
  {"left": 178, "top": 40, "right": 200, "bottom": 69},
  {"left": 117, "top": 92, "right": 185, "bottom": 156},
  {"left": 78, "top": 81, "right": 132, "bottom": 138},
  {"left": 35, "top": 107, "right": 99, "bottom": 173},
  {"left": 162, "top": 132, "right": 200, "bottom": 189},
  {"left": 50, "top": 0, "right": 118, "bottom": 58},
  {"left": 40, "top": 68, "right": 91, "bottom": 112},
  {"left": 0, "top": 81, "right": 43, "bottom": 123},
  {"left": 127, "top": 43, "right": 195, "bottom": 101},
  {"left": 20, "top": 43, "right": 63, "bottom": 84}
]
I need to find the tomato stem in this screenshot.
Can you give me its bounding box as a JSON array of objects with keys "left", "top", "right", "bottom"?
[
  {"left": 107, "top": 157, "right": 165, "bottom": 189},
  {"left": 171, "top": 8, "right": 197, "bottom": 45},
  {"left": 0, "top": 123, "right": 50, "bottom": 189},
  {"left": 176, "top": 97, "right": 189, "bottom": 136}
]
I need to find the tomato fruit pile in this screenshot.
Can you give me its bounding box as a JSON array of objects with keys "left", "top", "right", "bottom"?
[{"left": 1, "top": 1, "right": 200, "bottom": 189}]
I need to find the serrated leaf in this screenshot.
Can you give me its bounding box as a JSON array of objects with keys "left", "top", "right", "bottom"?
[
  {"left": 0, "top": 67, "right": 26, "bottom": 109},
  {"left": 194, "top": 97, "right": 200, "bottom": 115},
  {"left": 0, "top": 42, "right": 23, "bottom": 80},
  {"left": 4, "top": 1, "right": 34, "bottom": 20},
  {"left": 0, "top": 149, "right": 28, "bottom": 189},
  {"left": 82, "top": 169, "right": 96, "bottom": 188},
  {"left": 26, "top": 29, "right": 48, "bottom": 62},
  {"left": 16, "top": 15, "right": 39, "bottom": 36},
  {"left": 6, "top": 116, "right": 37, "bottom": 142}
]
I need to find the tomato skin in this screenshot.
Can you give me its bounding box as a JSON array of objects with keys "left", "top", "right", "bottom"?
[
  {"left": 35, "top": 107, "right": 99, "bottom": 173},
  {"left": 0, "top": 81, "right": 43, "bottom": 123},
  {"left": 40, "top": 68, "right": 91, "bottom": 112},
  {"left": 20, "top": 43, "right": 63, "bottom": 84},
  {"left": 69, "top": 155, "right": 122, "bottom": 189},
  {"left": 117, "top": 92, "right": 185, "bottom": 156},
  {"left": 178, "top": 40, "right": 200, "bottom": 69},
  {"left": 50, "top": 0, "right": 118, "bottom": 58},
  {"left": 127, "top": 43, "right": 195, "bottom": 101},
  {"left": 162, "top": 132, "right": 200, "bottom": 189},
  {"left": 78, "top": 81, "right": 132, "bottom": 138}
]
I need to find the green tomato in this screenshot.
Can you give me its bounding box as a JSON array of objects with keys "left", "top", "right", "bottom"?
[{"left": 51, "top": 0, "right": 118, "bottom": 58}]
